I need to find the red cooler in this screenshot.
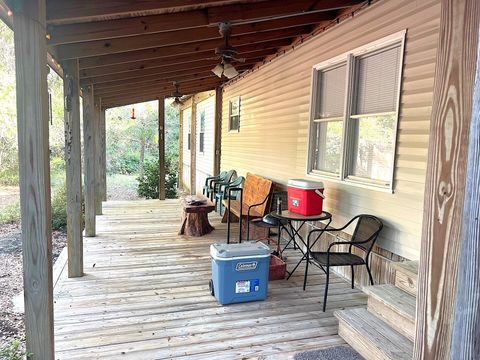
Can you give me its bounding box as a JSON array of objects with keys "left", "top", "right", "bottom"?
[{"left": 287, "top": 179, "right": 325, "bottom": 216}]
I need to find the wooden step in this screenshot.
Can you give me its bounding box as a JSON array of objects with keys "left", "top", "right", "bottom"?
[
  {"left": 391, "top": 260, "right": 418, "bottom": 296},
  {"left": 364, "top": 284, "right": 416, "bottom": 341},
  {"left": 335, "top": 308, "right": 413, "bottom": 360}
]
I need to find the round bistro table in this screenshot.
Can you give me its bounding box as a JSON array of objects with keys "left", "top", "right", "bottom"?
[{"left": 270, "top": 210, "right": 332, "bottom": 290}]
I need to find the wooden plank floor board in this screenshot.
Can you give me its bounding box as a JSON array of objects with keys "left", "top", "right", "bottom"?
[{"left": 54, "top": 200, "right": 366, "bottom": 359}]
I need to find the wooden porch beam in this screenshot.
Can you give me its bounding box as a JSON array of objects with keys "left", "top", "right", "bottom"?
[
  {"left": 102, "top": 81, "right": 222, "bottom": 109},
  {"left": 49, "top": 10, "right": 335, "bottom": 46},
  {"left": 99, "top": 76, "right": 223, "bottom": 99},
  {"left": 94, "top": 73, "right": 219, "bottom": 94},
  {"left": 101, "top": 80, "right": 223, "bottom": 104},
  {"left": 79, "top": 48, "right": 277, "bottom": 79},
  {"left": 213, "top": 87, "right": 222, "bottom": 176},
  {"left": 414, "top": 0, "right": 480, "bottom": 358},
  {"left": 46, "top": 0, "right": 257, "bottom": 25},
  {"left": 95, "top": 76, "right": 221, "bottom": 98},
  {"left": 178, "top": 109, "right": 184, "bottom": 191},
  {"left": 451, "top": 26, "right": 480, "bottom": 358},
  {"left": 82, "top": 58, "right": 258, "bottom": 86},
  {"left": 62, "top": 58, "right": 84, "bottom": 278},
  {"left": 57, "top": 25, "right": 310, "bottom": 60},
  {"left": 81, "top": 59, "right": 229, "bottom": 85},
  {"left": 206, "top": 0, "right": 359, "bottom": 23},
  {"left": 82, "top": 85, "right": 96, "bottom": 236},
  {"left": 79, "top": 38, "right": 292, "bottom": 69},
  {"left": 158, "top": 96, "right": 166, "bottom": 200},
  {"left": 94, "top": 96, "right": 103, "bottom": 215},
  {"left": 100, "top": 108, "right": 107, "bottom": 201},
  {"left": 190, "top": 95, "right": 197, "bottom": 194},
  {"left": 12, "top": 0, "right": 54, "bottom": 357}
]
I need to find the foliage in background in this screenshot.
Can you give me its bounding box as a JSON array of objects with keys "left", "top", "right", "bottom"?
[
  {"left": 137, "top": 158, "right": 178, "bottom": 199},
  {"left": 0, "top": 202, "right": 20, "bottom": 224},
  {"left": 0, "top": 339, "right": 32, "bottom": 360},
  {"left": 51, "top": 182, "right": 68, "bottom": 230},
  {"left": 106, "top": 101, "right": 180, "bottom": 199}
]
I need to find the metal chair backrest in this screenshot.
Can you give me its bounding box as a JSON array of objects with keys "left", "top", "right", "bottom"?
[
  {"left": 351, "top": 215, "right": 383, "bottom": 254},
  {"left": 228, "top": 175, "right": 244, "bottom": 188},
  {"left": 269, "top": 191, "right": 288, "bottom": 211},
  {"left": 224, "top": 169, "right": 236, "bottom": 183}
]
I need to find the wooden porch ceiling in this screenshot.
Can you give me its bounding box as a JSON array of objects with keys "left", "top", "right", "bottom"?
[{"left": 43, "top": 0, "right": 365, "bottom": 108}]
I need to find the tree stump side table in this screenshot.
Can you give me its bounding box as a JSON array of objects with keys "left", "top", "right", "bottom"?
[{"left": 178, "top": 195, "right": 216, "bottom": 237}]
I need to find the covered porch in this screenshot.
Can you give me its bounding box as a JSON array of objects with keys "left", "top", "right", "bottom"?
[
  {"left": 3, "top": 0, "right": 480, "bottom": 359},
  {"left": 53, "top": 200, "right": 366, "bottom": 359}
]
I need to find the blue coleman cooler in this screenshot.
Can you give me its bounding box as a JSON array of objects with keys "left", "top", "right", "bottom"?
[{"left": 209, "top": 242, "right": 271, "bottom": 305}]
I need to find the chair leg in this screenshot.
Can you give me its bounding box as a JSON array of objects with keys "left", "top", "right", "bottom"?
[
  {"left": 323, "top": 266, "right": 330, "bottom": 312},
  {"left": 351, "top": 265, "right": 355, "bottom": 289},
  {"left": 303, "top": 254, "right": 309, "bottom": 291},
  {"left": 366, "top": 261, "right": 374, "bottom": 285}
]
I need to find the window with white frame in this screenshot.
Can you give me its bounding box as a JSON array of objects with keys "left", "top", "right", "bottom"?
[
  {"left": 308, "top": 33, "right": 404, "bottom": 190},
  {"left": 229, "top": 97, "right": 240, "bottom": 132}
]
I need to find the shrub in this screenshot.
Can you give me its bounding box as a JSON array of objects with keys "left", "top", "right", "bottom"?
[
  {"left": 137, "top": 157, "right": 178, "bottom": 199},
  {"left": 51, "top": 182, "right": 67, "bottom": 230},
  {"left": 0, "top": 166, "right": 19, "bottom": 186},
  {"left": 0, "top": 202, "right": 20, "bottom": 224},
  {"left": 0, "top": 339, "right": 32, "bottom": 360}
]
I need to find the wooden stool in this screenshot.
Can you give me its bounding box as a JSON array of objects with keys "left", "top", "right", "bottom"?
[{"left": 179, "top": 195, "right": 215, "bottom": 237}]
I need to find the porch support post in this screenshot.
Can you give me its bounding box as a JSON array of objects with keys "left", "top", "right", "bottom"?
[
  {"left": 178, "top": 109, "right": 184, "bottom": 190},
  {"left": 83, "top": 85, "right": 96, "bottom": 236},
  {"left": 100, "top": 107, "right": 107, "bottom": 201},
  {"left": 190, "top": 95, "right": 197, "bottom": 194},
  {"left": 94, "top": 97, "right": 103, "bottom": 214},
  {"left": 213, "top": 87, "right": 222, "bottom": 175},
  {"left": 451, "top": 27, "right": 480, "bottom": 358},
  {"left": 158, "top": 96, "right": 166, "bottom": 200},
  {"left": 11, "top": 0, "right": 55, "bottom": 357},
  {"left": 414, "top": 0, "right": 480, "bottom": 358},
  {"left": 62, "top": 58, "right": 83, "bottom": 278}
]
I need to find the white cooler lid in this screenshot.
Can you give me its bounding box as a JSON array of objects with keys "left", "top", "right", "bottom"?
[
  {"left": 288, "top": 179, "right": 324, "bottom": 189},
  {"left": 210, "top": 241, "right": 270, "bottom": 259}
]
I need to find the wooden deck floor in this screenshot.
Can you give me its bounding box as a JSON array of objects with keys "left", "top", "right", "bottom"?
[{"left": 53, "top": 200, "right": 366, "bottom": 360}]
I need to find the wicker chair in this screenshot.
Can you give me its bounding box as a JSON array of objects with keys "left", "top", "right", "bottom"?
[{"left": 306, "top": 214, "right": 383, "bottom": 312}]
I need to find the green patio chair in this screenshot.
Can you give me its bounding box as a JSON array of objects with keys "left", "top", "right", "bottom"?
[{"left": 215, "top": 176, "right": 245, "bottom": 215}]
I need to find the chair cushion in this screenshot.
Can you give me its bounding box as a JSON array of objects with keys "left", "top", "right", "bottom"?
[{"left": 311, "top": 252, "right": 365, "bottom": 266}]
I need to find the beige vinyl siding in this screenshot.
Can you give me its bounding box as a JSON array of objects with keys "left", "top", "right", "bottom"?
[
  {"left": 220, "top": 0, "right": 441, "bottom": 260},
  {"left": 195, "top": 95, "right": 216, "bottom": 194},
  {"left": 182, "top": 108, "right": 191, "bottom": 191}
]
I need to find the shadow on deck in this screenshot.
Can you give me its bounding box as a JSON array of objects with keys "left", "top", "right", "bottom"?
[{"left": 53, "top": 199, "right": 366, "bottom": 359}]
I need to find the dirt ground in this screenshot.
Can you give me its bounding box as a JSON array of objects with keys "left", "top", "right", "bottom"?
[
  {"left": 0, "top": 223, "right": 66, "bottom": 348},
  {"left": 0, "top": 187, "right": 19, "bottom": 211}
]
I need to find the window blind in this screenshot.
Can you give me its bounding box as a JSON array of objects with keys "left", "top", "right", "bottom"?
[
  {"left": 354, "top": 45, "right": 401, "bottom": 115},
  {"left": 316, "top": 63, "right": 346, "bottom": 118}
]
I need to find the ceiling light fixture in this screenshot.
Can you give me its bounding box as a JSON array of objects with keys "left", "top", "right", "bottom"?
[{"left": 212, "top": 60, "right": 239, "bottom": 79}]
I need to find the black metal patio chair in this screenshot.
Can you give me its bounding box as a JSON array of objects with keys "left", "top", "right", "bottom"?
[
  {"left": 306, "top": 214, "right": 383, "bottom": 312},
  {"left": 247, "top": 191, "right": 288, "bottom": 251}
]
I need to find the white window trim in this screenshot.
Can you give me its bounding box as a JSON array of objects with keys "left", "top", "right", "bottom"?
[
  {"left": 198, "top": 109, "right": 205, "bottom": 154},
  {"left": 228, "top": 96, "right": 241, "bottom": 133},
  {"left": 306, "top": 30, "right": 406, "bottom": 193}
]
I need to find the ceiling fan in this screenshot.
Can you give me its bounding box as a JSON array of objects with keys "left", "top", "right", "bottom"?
[
  {"left": 211, "top": 22, "right": 245, "bottom": 79},
  {"left": 168, "top": 81, "right": 184, "bottom": 105}
]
